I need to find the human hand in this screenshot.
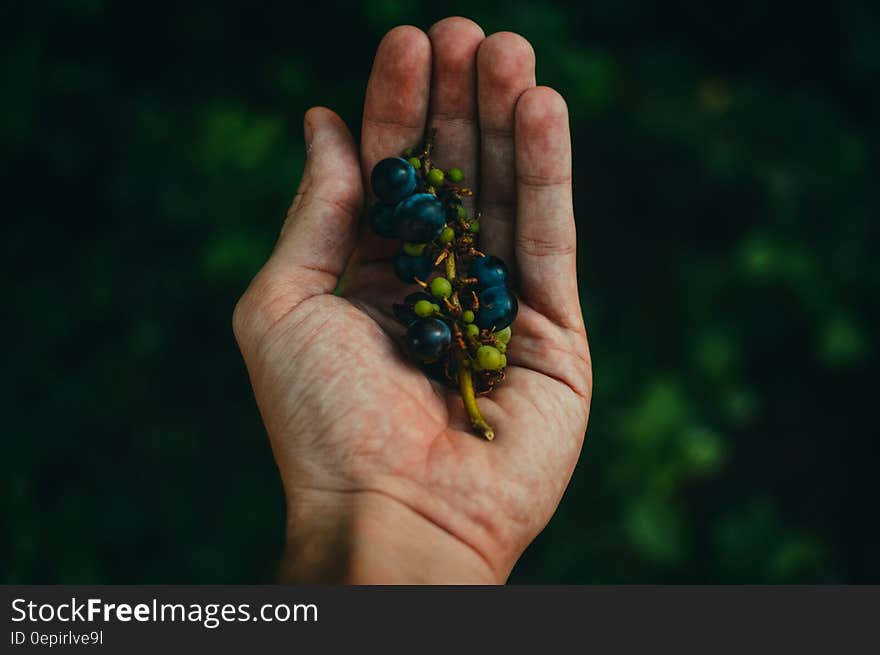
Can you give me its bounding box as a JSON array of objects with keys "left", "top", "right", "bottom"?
[{"left": 233, "top": 18, "right": 591, "bottom": 583}]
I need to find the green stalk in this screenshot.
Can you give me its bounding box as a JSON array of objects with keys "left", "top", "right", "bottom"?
[
  {"left": 447, "top": 251, "right": 494, "bottom": 440},
  {"left": 457, "top": 355, "right": 494, "bottom": 441}
]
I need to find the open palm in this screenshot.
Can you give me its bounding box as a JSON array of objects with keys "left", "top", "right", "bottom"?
[{"left": 233, "top": 18, "right": 592, "bottom": 583}]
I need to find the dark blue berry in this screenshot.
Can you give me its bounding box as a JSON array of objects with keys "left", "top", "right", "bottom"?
[
  {"left": 467, "top": 255, "right": 509, "bottom": 290},
  {"left": 368, "top": 203, "right": 398, "bottom": 238},
  {"left": 371, "top": 157, "right": 417, "bottom": 204},
  {"left": 393, "top": 251, "right": 433, "bottom": 283},
  {"left": 394, "top": 193, "right": 446, "bottom": 242},
  {"left": 474, "top": 285, "right": 518, "bottom": 331},
  {"left": 406, "top": 318, "right": 451, "bottom": 363}
]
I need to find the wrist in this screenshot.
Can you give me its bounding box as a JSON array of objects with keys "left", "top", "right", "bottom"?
[{"left": 280, "top": 488, "right": 502, "bottom": 584}]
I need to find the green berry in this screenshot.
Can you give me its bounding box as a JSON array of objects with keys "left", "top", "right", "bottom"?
[
  {"left": 438, "top": 226, "right": 455, "bottom": 244},
  {"left": 468, "top": 220, "right": 480, "bottom": 233},
  {"left": 456, "top": 205, "right": 467, "bottom": 220},
  {"left": 500, "top": 354, "right": 507, "bottom": 368},
  {"left": 427, "top": 168, "right": 445, "bottom": 186},
  {"left": 447, "top": 167, "right": 464, "bottom": 183},
  {"left": 466, "top": 323, "right": 480, "bottom": 338},
  {"left": 495, "top": 326, "right": 512, "bottom": 344},
  {"left": 476, "top": 345, "right": 505, "bottom": 371},
  {"left": 430, "top": 276, "right": 452, "bottom": 299},
  {"left": 496, "top": 342, "right": 507, "bottom": 354},
  {"left": 414, "top": 300, "right": 435, "bottom": 318},
  {"left": 403, "top": 147, "right": 414, "bottom": 157},
  {"left": 403, "top": 242, "right": 426, "bottom": 256},
  {"left": 431, "top": 303, "right": 441, "bottom": 313},
  {"left": 407, "top": 157, "right": 422, "bottom": 169},
  {"left": 461, "top": 309, "right": 475, "bottom": 324}
]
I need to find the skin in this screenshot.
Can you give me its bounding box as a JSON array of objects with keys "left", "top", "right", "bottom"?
[{"left": 233, "top": 18, "right": 592, "bottom": 583}]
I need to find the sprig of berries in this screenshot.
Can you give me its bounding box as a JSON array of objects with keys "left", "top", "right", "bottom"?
[{"left": 368, "top": 132, "right": 518, "bottom": 440}]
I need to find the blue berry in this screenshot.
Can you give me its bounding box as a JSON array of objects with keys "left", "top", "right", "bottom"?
[
  {"left": 368, "top": 203, "right": 398, "bottom": 238},
  {"left": 468, "top": 255, "right": 508, "bottom": 290},
  {"left": 394, "top": 193, "right": 446, "bottom": 242},
  {"left": 393, "top": 251, "right": 433, "bottom": 283},
  {"left": 474, "top": 285, "right": 518, "bottom": 330},
  {"left": 406, "top": 318, "right": 451, "bottom": 363},
  {"left": 371, "top": 157, "right": 417, "bottom": 204}
]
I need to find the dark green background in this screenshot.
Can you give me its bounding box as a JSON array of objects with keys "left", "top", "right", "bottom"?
[{"left": 3, "top": 0, "right": 878, "bottom": 583}]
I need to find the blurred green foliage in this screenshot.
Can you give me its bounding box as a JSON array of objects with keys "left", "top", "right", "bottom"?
[{"left": 2, "top": 0, "right": 878, "bottom": 583}]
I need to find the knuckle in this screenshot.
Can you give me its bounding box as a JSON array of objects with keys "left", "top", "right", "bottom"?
[{"left": 515, "top": 231, "right": 576, "bottom": 258}]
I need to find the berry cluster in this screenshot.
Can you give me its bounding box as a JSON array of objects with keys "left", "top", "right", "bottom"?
[{"left": 367, "top": 134, "right": 518, "bottom": 440}]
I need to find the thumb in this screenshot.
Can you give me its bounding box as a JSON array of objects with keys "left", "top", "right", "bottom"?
[
  {"left": 274, "top": 106, "right": 363, "bottom": 289},
  {"left": 233, "top": 107, "right": 363, "bottom": 346}
]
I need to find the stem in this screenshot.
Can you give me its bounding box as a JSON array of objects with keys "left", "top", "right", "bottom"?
[
  {"left": 445, "top": 251, "right": 456, "bottom": 281},
  {"left": 447, "top": 251, "right": 493, "bottom": 439},
  {"left": 457, "top": 356, "right": 494, "bottom": 441}
]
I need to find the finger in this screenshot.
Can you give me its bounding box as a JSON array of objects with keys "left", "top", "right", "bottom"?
[
  {"left": 514, "top": 86, "right": 581, "bottom": 329},
  {"left": 476, "top": 32, "right": 535, "bottom": 267},
  {"left": 361, "top": 25, "right": 432, "bottom": 185},
  {"left": 426, "top": 17, "right": 484, "bottom": 180},
  {"left": 347, "top": 25, "right": 432, "bottom": 270},
  {"left": 236, "top": 107, "right": 362, "bottom": 341}
]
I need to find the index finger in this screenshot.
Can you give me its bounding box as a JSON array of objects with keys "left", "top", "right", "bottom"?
[{"left": 361, "top": 26, "right": 432, "bottom": 185}]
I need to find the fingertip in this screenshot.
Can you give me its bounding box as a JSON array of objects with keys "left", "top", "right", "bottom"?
[
  {"left": 363, "top": 24, "right": 431, "bottom": 135},
  {"left": 515, "top": 86, "right": 571, "bottom": 181},
  {"left": 376, "top": 24, "right": 432, "bottom": 68},
  {"left": 477, "top": 32, "right": 536, "bottom": 87},
  {"left": 428, "top": 16, "right": 485, "bottom": 42},
  {"left": 428, "top": 17, "right": 485, "bottom": 81},
  {"left": 304, "top": 105, "right": 341, "bottom": 125},
  {"left": 304, "top": 106, "right": 344, "bottom": 145},
  {"left": 303, "top": 107, "right": 359, "bottom": 167},
  {"left": 516, "top": 86, "right": 569, "bottom": 125}
]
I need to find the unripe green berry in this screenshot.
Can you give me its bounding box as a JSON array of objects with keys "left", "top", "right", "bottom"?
[
  {"left": 438, "top": 226, "right": 455, "bottom": 244},
  {"left": 403, "top": 147, "right": 414, "bottom": 157},
  {"left": 403, "top": 242, "right": 426, "bottom": 256},
  {"left": 468, "top": 220, "right": 480, "bottom": 233},
  {"left": 431, "top": 303, "right": 441, "bottom": 313},
  {"left": 407, "top": 157, "right": 422, "bottom": 169},
  {"left": 456, "top": 205, "right": 467, "bottom": 220},
  {"left": 430, "top": 276, "right": 452, "bottom": 299},
  {"left": 496, "top": 342, "right": 507, "bottom": 354},
  {"left": 427, "top": 168, "right": 445, "bottom": 186},
  {"left": 495, "top": 326, "right": 512, "bottom": 344},
  {"left": 461, "top": 309, "right": 475, "bottom": 324},
  {"left": 447, "top": 167, "right": 464, "bottom": 183},
  {"left": 414, "top": 300, "right": 435, "bottom": 318},
  {"left": 466, "top": 323, "right": 480, "bottom": 338},
  {"left": 476, "top": 345, "right": 505, "bottom": 371}
]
